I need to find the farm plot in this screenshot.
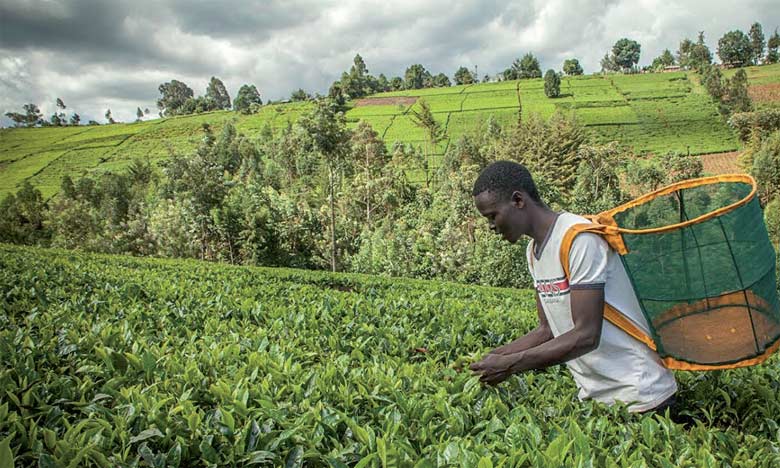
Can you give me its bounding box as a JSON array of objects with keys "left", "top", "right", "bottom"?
[
  {"left": 0, "top": 150, "right": 68, "bottom": 198},
  {"left": 2, "top": 244, "right": 780, "bottom": 466}
]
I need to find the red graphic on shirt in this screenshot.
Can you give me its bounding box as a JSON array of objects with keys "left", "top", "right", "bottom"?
[{"left": 535, "top": 276, "right": 570, "bottom": 297}]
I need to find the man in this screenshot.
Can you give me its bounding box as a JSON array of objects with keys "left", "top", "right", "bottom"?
[{"left": 469, "top": 161, "right": 677, "bottom": 413}]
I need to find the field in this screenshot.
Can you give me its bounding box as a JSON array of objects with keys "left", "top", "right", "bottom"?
[
  {"left": 4, "top": 64, "right": 780, "bottom": 198},
  {"left": 2, "top": 243, "right": 780, "bottom": 466}
]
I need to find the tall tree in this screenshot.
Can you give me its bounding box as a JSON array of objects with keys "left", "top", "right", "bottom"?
[
  {"left": 562, "top": 58, "right": 583, "bottom": 75},
  {"left": 749, "top": 22, "right": 765, "bottom": 65},
  {"left": 724, "top": 69, "right": 752, "bottom": 113},
  {"left": 432, "top": 72, "right": 451, "bottom": 87},
  {"left": 290, "top": 89, "right": 310, "bottom": 101},
  {"left": 677, "top": 38, "right": 693, "bottom": 69},
  {"left": 404, "top": 64, "right": 432, "bottom": 89},
  {"left": 296, "top": 100, "right": 351, "bottom": 272},
  {"left": 5, "top": 104, "right": 44, "bottom": 127},
  {"left": 69, "top": 113, "right": 80, "bottom": 126},
  {"left": 718, "top": 30, "right": 752, "bottom": 67},
  {"left": 105, "top": 108, "right": 115, "bottom": 124},
  {"left": 136, "top": 107, "right": 144, "bottom": 122},
  {"left": 689, "top": 32, "right": 713, "bottom": 71},
  {"left": 611, "top": 38, "right": 641, "bottom": 71},
  {"left": 651, "top": 49, "right": 676, "bottom": 70},
  {"left": 205, "top": 76, "right": 231, "bottom": 110},
  {"left": 409, "top": 99, "right": 445, "bottom": 188},
  {"left": 768, "top": 28, "right": 780, "bottom": 64},
  {"left": 600, "top": 53, "right": 618, "bottom": 73},
  {"left": 544, "top": 69, "right": 561, "bottom": 97},
  {"left": 516, "top": 53, "right": 542, "bottom": 79},
  {"left": 233, "top": 84, "right": 262, "bottom": 114},
  {"left": 454, "top": 66, "right": 475, "bottom": 85},
  {"left": 389, "top": 76, "right": 404, "bottom": 91},
  {"left": 157, "top": 80, "right": 194, "bottom": 116}
]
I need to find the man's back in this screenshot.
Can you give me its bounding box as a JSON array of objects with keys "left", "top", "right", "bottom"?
[{"left": 527, "top": 212, "right": 677, "bottom": 412}]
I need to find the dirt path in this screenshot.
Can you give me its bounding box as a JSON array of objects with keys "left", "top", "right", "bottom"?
[{"left": 354, "top": 96, "right": 417, "bottom": 107}]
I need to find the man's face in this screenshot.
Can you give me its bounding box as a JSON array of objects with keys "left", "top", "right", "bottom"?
[{"left": 474, "top": 190, "right": 527, "bottom": 243}]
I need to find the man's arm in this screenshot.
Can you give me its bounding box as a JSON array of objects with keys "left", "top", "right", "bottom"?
[
  {"left": 489, "top": 293, "right": 553, "bottom": 355},
  {"left": 470, "top": 288, "right": 604, "bottom": 384}
]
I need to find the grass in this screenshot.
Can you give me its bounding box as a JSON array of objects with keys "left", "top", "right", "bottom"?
[{"left": 3, "top": 64, "right": 780, "bottom": 199}]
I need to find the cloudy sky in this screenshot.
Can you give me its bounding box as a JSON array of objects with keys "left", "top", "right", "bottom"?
[{"left": 1, "top": 0, "right": 778, "bottom": 125}]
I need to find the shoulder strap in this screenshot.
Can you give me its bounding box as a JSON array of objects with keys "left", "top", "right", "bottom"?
[{"left": 560, "top": 222, "right": 657, "bottom": 352}]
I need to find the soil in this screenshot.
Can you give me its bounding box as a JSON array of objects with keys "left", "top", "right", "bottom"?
[
  {"left": 700, "top": 151, "right": 745, "bottom": 175},
  {"left": 354, "top": 96, "right": 418, "bottom": 107},
  {"left": 748, "top": 83, "right": 780, "bottom": 103}
]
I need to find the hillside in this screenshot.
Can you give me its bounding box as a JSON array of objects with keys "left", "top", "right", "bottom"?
[
  {"left": 3, "top": 243, "right": 780, "bottom": 465},
  {"left": 3, "top": 64, "right": 779, "bottom": 200}
]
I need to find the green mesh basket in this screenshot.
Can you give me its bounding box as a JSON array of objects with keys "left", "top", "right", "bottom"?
[{"left": 601, "top": 175, "right": 779, "bottom": 369}]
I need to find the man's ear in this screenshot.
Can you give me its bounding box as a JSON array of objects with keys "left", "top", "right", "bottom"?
[{"left": 511, "top": 190, "right": 526, "bottom": 209}]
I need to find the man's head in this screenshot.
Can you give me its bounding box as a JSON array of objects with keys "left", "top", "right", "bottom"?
[{"left": 472, "top": 161, "right": 541, "bottom": 243}]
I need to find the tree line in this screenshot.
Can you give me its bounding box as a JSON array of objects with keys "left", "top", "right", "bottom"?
[{"left": 5, "top": 94, "right": 777, "bottom": 290}]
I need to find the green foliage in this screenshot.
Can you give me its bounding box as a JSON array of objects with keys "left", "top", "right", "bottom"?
[
  {"left": 768, "top": 29, "right": 780, "bottom": 64},
  {"left": 651, "top": 49, "right": 676, "bottom": 70},
  {"left": 570, "top": 143, "right": 629, "bottom": 214},
  {"left": 749, "top": 22, "right": 766, "bottom": 65},
  {"left": 505, "top": 53, "right": 542, "bottom": 80},
  {"left": 454, "top": 66, "right": 475, "bottom": 85},
  {"left": 290, "top": 89, "right": 310, "bottom": 102},
  {"left": 206, "top": 77, "right": 232, "bottom": 110},
  {"left": 611, "top": 38, "right": 641, "bottom": 71},
  {"left": 233, "top": 84, "right": 263, "bottom": 114},
  {"left": 157, "top": 80, "right": 195, "bottom": 116},
  {"left": 3, "top": 241, "right": 780, "bottom": 466},
  {"left": 404, "top": 64, "right": 432, "bottom": 90},
  {"left": 729, "top": 108, "right": 780, "bottom": 142},
  {"left": 543, "top": 70, "right": 561, "bottom": 98},
  {"left": 718, "top": 30, "right": 753, "bottom": 67},
  {"left": 562, "top": 58, "right": 583, "bottom": 76},
  {"left": 751, "top": 130, "right": 780, "bottom": 204}
]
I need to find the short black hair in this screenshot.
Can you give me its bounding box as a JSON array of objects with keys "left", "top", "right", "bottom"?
[{"left": 472, "top": 160, "right": 541, "bottom": 202}]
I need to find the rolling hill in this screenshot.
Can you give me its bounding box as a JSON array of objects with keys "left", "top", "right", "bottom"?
[{"left": 3, "top": 63, "right": 779, "bottom": 200}]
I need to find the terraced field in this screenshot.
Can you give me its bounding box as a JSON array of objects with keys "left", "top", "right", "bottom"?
[{"left": 3, "top": 64, "right": 778, "bottom": 198}]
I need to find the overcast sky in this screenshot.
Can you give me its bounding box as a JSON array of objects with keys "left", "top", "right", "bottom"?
[{"left": 1, "top": 0, "right": 778, "bottom": 125}]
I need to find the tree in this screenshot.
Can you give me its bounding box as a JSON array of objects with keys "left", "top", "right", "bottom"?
[
  {"left": 136, "top": 107, "right": 144, "bottom": 122},
  {"left": 55, "top": 97, "right": 67, "bottom": 125},
  {"left": 724, "top": 69, "right": 752, "bottom": 114},
  {"left": 544, "top": 69, "right": 561, "bottom": 98},
  {"left": 409, "top": 99, "right": 445, "bottom": 188},
  {"left": 50, "top": 113, "right": 62, "bottom": 127},
  {"left": 454, "top": 66, "right": 475, "bottom": 85},
  {"left": 157, "top": 80, "right": 194, "bottom": 116},
  {"left": 389, "top": 76, "right": 404, "bottom": 91},
  {"left": 69, "top": 113, "right": 80, "bottom": 125},
  {"left": 562, "top": 58, "right": 583, "bottom": 75},
  {"left": 611, "top": 38, "right": 641, "bottom": 71},
  {"left": 5, "top": 104, "right": 43, "bottom": 127},
  {"left": 206, "top": 76, "right": 231, "bottom": 110},
  {"left": 651, "top": 49, "right": 676, "bottom": 70},
  {"left": 718, "top": 30, "right": 752, "bottom": 67},
  {"left": 688, "top": 32, "right": 713, "bottom": 71},
  {"left": 767, "top": 28, "right": 780, "bottom": 64},
  {"left": 233, "top": 84, "right": 262, "bottom": 114},
  {"left": 749, "top": 22, "right": 765, "bottom": 65},
  {"left": 677, "top": 38, "right": 694, "bottom": 69},
  {"left": 516, "top": 53, "right": 542, "bottom": 79},
  {"left": 105, "top": 108, "right": 115, "bottom": 124},
  {"left": 290, "top": 88, "right": 310, "bottom": 101},
  {"left": 404, "top": 64, "right": 432, "bottom": 89},
  {"left": 600, "top": 53, "right": 618, "bottom": 73},
  {"left": 296, "top": 100, "right": 351, "bottom": 272},
  {"left": 432, "top": 72, "right": 451, "bottom": 87}
]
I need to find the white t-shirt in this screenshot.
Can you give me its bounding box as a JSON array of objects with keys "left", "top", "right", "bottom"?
[{"left": 526, "top": 212, "right": 677, "bottom": 412}]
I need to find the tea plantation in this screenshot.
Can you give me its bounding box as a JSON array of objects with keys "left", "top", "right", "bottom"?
[
  {"left": 2, "top": 243, "right": 780, "bottom": 466},
  {"left": 6, "top": 64, "right": 780, "bottom": 200}
]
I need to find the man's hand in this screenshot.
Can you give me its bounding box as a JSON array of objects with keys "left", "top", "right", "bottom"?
[{"left": 469, "top": 353, "right": 521, "bottom": 385}]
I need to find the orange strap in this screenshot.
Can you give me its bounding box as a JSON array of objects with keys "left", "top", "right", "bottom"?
[{"left": 559, "top": 222, "right": 657, "bottom": 351}]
